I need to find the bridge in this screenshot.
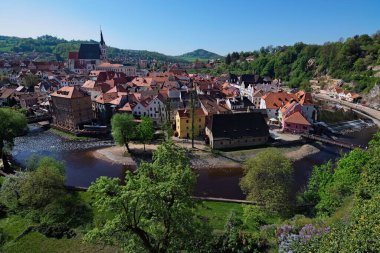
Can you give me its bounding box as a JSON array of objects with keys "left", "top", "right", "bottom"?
[
  {"left": 313, "top": 93, "right": 380, "bottom": 127},
  {"left": 301, "top": 134, "right": 365, "bottom": 150}
]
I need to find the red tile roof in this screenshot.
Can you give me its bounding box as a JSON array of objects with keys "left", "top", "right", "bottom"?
[{"left": 284, "top": 111, "right": 310, "bottom": 125}]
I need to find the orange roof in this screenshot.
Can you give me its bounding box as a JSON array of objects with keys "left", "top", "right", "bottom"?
[
  {"left": 177, "top": 108, "right": 205, "bottom": 118},
  {"left": 51, "top": 86, "right": 87, "bottom": 99},
  {"left": 131, "top": 77, "right": 154, "bottom": 87},
  {"left": 280, "top": 101, "right": 297, "bottom": 114},
  {"left": 284, "top": 111, "right": 310, "bottom": 125},
  {"left": 296, "top": 90, "right": 313, "bottom": 105},
  {"left": 262, "top": 91, "right": 297, "bottom": 109}
]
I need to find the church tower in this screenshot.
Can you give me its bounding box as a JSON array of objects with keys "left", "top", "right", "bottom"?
[{"left": 100, "top": 29, "right": 107, "bottom": 60}]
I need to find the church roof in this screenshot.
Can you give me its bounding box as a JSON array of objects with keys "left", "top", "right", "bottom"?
[
  {"left": 100, "top": 30, "right": 105, "bottom": 46},
  {"left": 78, "top": 44, "right": 101, "bottom": 60}
]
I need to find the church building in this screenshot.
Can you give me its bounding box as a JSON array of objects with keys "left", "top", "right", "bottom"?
[{"left": 68, "top": 30, "right": 108, "bottom": 72}]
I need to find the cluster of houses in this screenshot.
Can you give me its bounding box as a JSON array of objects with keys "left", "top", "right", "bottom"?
[
  {"left": 327, "top": 86, "right": 362, "bottom": 103},
  {"left": 0, "top": 31, "right": 320, "bottom": 150}
]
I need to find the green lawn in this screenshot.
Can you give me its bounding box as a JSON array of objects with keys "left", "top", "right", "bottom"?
[
  {"left": 197, "top": 201, "right": 245, "bottom": 231},
  {"left": 0, "top": 194, "right": 249, "bottom": 251},
  {"left": 48, "top": 128, "right": 92, "bottom": 141},
  {"left": 0, "top": 215, "right": 118, "bottom": 253}
]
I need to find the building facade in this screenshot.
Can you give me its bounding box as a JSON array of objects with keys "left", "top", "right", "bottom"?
[{"left": 51, "top": 86, "right": 93, "bottom": 129}]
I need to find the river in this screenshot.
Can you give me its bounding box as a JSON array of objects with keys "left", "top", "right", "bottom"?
[{"left": 11, "top": 124, "right": 378, "bottom": 200}]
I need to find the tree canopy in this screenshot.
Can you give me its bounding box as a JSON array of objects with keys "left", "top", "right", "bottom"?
[
  {"left": 0, "top": 108, "right": 27, "bottom": 173},
  {"left": 85, "top": 141, "right": 211, "bottom": 252},
  {"left": 240, "top": 148, "right": 294, "bottom": 213},
  {"left": 137, "top": 116, "right": 154, "bottom": 151},
  {"left": 111, "top": 113, "right": 136, "bottom": 153}
]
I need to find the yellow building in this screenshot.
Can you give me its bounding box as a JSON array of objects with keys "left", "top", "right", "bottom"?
[{"left": 175, "top": 108, "right": 206, "bottom": 138}]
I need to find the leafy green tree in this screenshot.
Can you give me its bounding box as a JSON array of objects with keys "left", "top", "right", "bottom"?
[
  {"left": 240, "top": 148, "right": 293, "bottom": 213},
  {"left": 302, "top": 149, "right": 370, "bottom": 216},
  {"left": 111, "top": 113, "right": 136, "bottom": 153},
  {"left": 0, "top": 157, "right": 91, "bottom": 232},
  {"left": 85, "top": 141, "right": 211, "bottom": 252},
  {"left": 0, "top": 108, "right": 27, "bottom": 173},
  {"left": 137, "top": 116, "right": 154, "bottom": 151},
  {"left": 23, "top": 74, "right": 40, "bottom": 89}
]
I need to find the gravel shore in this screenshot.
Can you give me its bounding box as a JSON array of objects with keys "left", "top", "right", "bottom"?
[{"left": 92, "top": 143, "right": 320, "bottom": 170}]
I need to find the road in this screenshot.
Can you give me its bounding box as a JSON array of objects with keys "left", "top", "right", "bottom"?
[{"left": 313, "top": 93, "right": 380, "bottom": 127}]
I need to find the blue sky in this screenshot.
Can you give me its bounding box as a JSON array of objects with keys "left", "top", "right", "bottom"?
[{"left": 0, "top": 0, "right": 379, "bottom": 56}]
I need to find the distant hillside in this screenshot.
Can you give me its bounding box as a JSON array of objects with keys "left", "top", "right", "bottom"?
[
  {"left": 178, "top": 49, "right": 222, "bottom": 62},
  {"left": 0, "top": 35, "right": 189, "bottom": 64}
]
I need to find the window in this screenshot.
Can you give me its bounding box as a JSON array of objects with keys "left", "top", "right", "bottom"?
[
  {"left": 199, "top": 118, "right": 201, "bottom": 122},
  {"left": 186, "top": 120, "right": 189, "bottom": 123}
]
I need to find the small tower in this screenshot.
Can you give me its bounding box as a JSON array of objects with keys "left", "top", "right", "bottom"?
[{"left": 100, "top": 29, "right": 107, "bottom": 60}]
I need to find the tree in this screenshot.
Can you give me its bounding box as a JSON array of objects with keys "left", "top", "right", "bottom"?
[
  {"left": 225, "top": 54, "right": 232, "bottom": 65},
  {"left": 137, "top": 116, "right": 154, "bottom": 151},
  {"left": 240, "top": 148, "right": 293, "bottom": 213},
  {"left": 23, "top": 74, "right": 40, "bottom": 90},
  {"left": 85, "top": 141, "right": 211, "bottom": 252},
  {"left": 0, "top": 157, "right": 91, "bottom": 233},
  {"left": 111, "top": 113, "right": 136, "bottom": 153},
  {"left": 0, "top": 108, "right": 27, "bottom": 173}
]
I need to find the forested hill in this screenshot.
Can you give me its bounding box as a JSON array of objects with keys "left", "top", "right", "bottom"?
[
  {"left": 0, "top": 35, "right": 189, "bottom": 63},
  {"left": 218, "top": 32, "right": 380, "bottom": 93},
  {"left": 178, "top": 49, "right": 222, "bottom": 61}
]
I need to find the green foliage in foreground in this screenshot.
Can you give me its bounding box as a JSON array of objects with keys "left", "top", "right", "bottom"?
[
  {"left": 291, "top": 132, "right": 380, "bottom": 252},
  {"left": 0, "top": 157, "right": 91, "bottom": 241},
  {"left": 0, "top": 107, "right": 27, "bottom": 173},
  {"left": 240, "top": 148, "right": 294, "bottom": 213},
  {"left": 85, "top": 141, "right": 211, "bottom": 252}
]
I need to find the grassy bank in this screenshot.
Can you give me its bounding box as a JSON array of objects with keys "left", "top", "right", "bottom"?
[
  {"left": 0, "top": 191, "right": 248, "bottom": 252},
  {"left": 48, "top": 128, "right": 92, "bottom": 141}
]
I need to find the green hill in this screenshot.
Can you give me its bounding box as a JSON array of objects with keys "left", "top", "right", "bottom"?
[
  {"left": 0, "top": 35, "right": 189, "bottom": 63},
  {"left": 177, "top": 49, "right": 222, "bottom": 62}
]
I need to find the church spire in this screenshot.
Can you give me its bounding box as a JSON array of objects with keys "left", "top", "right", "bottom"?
[{"left": 100, "top": 28, "right": 105, "bottom": 46}]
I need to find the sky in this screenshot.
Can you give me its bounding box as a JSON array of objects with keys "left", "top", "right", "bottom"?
[{"left": 0, "top": 0, "right": 379, "bottom": 56}]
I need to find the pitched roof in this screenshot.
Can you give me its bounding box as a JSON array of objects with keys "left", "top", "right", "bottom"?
[
  {"left": 207, "top": 112, "right": 269, "bottom": 139},
  {"left": 78, "top": 44, "right": 101, "bottom": 60},
  {"left": 177, "top": 108, "right": 205, "bottom": 118},
  {"left": 295, "top": 90, "right": 313, "bottom": 105},
  {"left": 262, "top": 91, "right": 297, "bottom": 109},
  {"left": 284, "top": 111, "right": 311, "bottom": 125},
  {"left": 51, "top": 86, "right": 88, "bottom": 99}
]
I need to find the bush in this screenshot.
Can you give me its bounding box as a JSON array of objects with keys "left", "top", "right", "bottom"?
[{"left": 243, "top": 205, "right": 270, "bottom": 229}]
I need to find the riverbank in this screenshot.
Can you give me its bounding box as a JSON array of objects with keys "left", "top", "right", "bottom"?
[{"left": 93, "top": 142, "right": 320, "bottom": 170}]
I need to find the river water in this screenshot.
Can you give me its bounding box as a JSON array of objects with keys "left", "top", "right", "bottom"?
[{"left": 11, "top": 124, "right": 378, "bottom": 200}]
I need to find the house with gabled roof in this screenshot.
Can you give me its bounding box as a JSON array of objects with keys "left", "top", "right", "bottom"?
[{"left": 205, "top": 112, "right": 269, "bottom": 149}]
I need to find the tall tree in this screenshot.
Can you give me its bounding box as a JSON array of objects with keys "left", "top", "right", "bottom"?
[
  {"left": 111, "top": 113, "right": 136, "bottom": 153},
  {"left": 137, "top": 116, "right": 154, "bottom": 151},
  {"left": 0, "top": 108, "right": 27, "bottom": 173},
  {"left": 225, "top": 54, "right": 231, "bottom": 65},
  {"left": 85, "top": 141, "right": 211, "bottom": 252},
  {"left": 240, "top": 148, "right": 294, "bottom": 213}
]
